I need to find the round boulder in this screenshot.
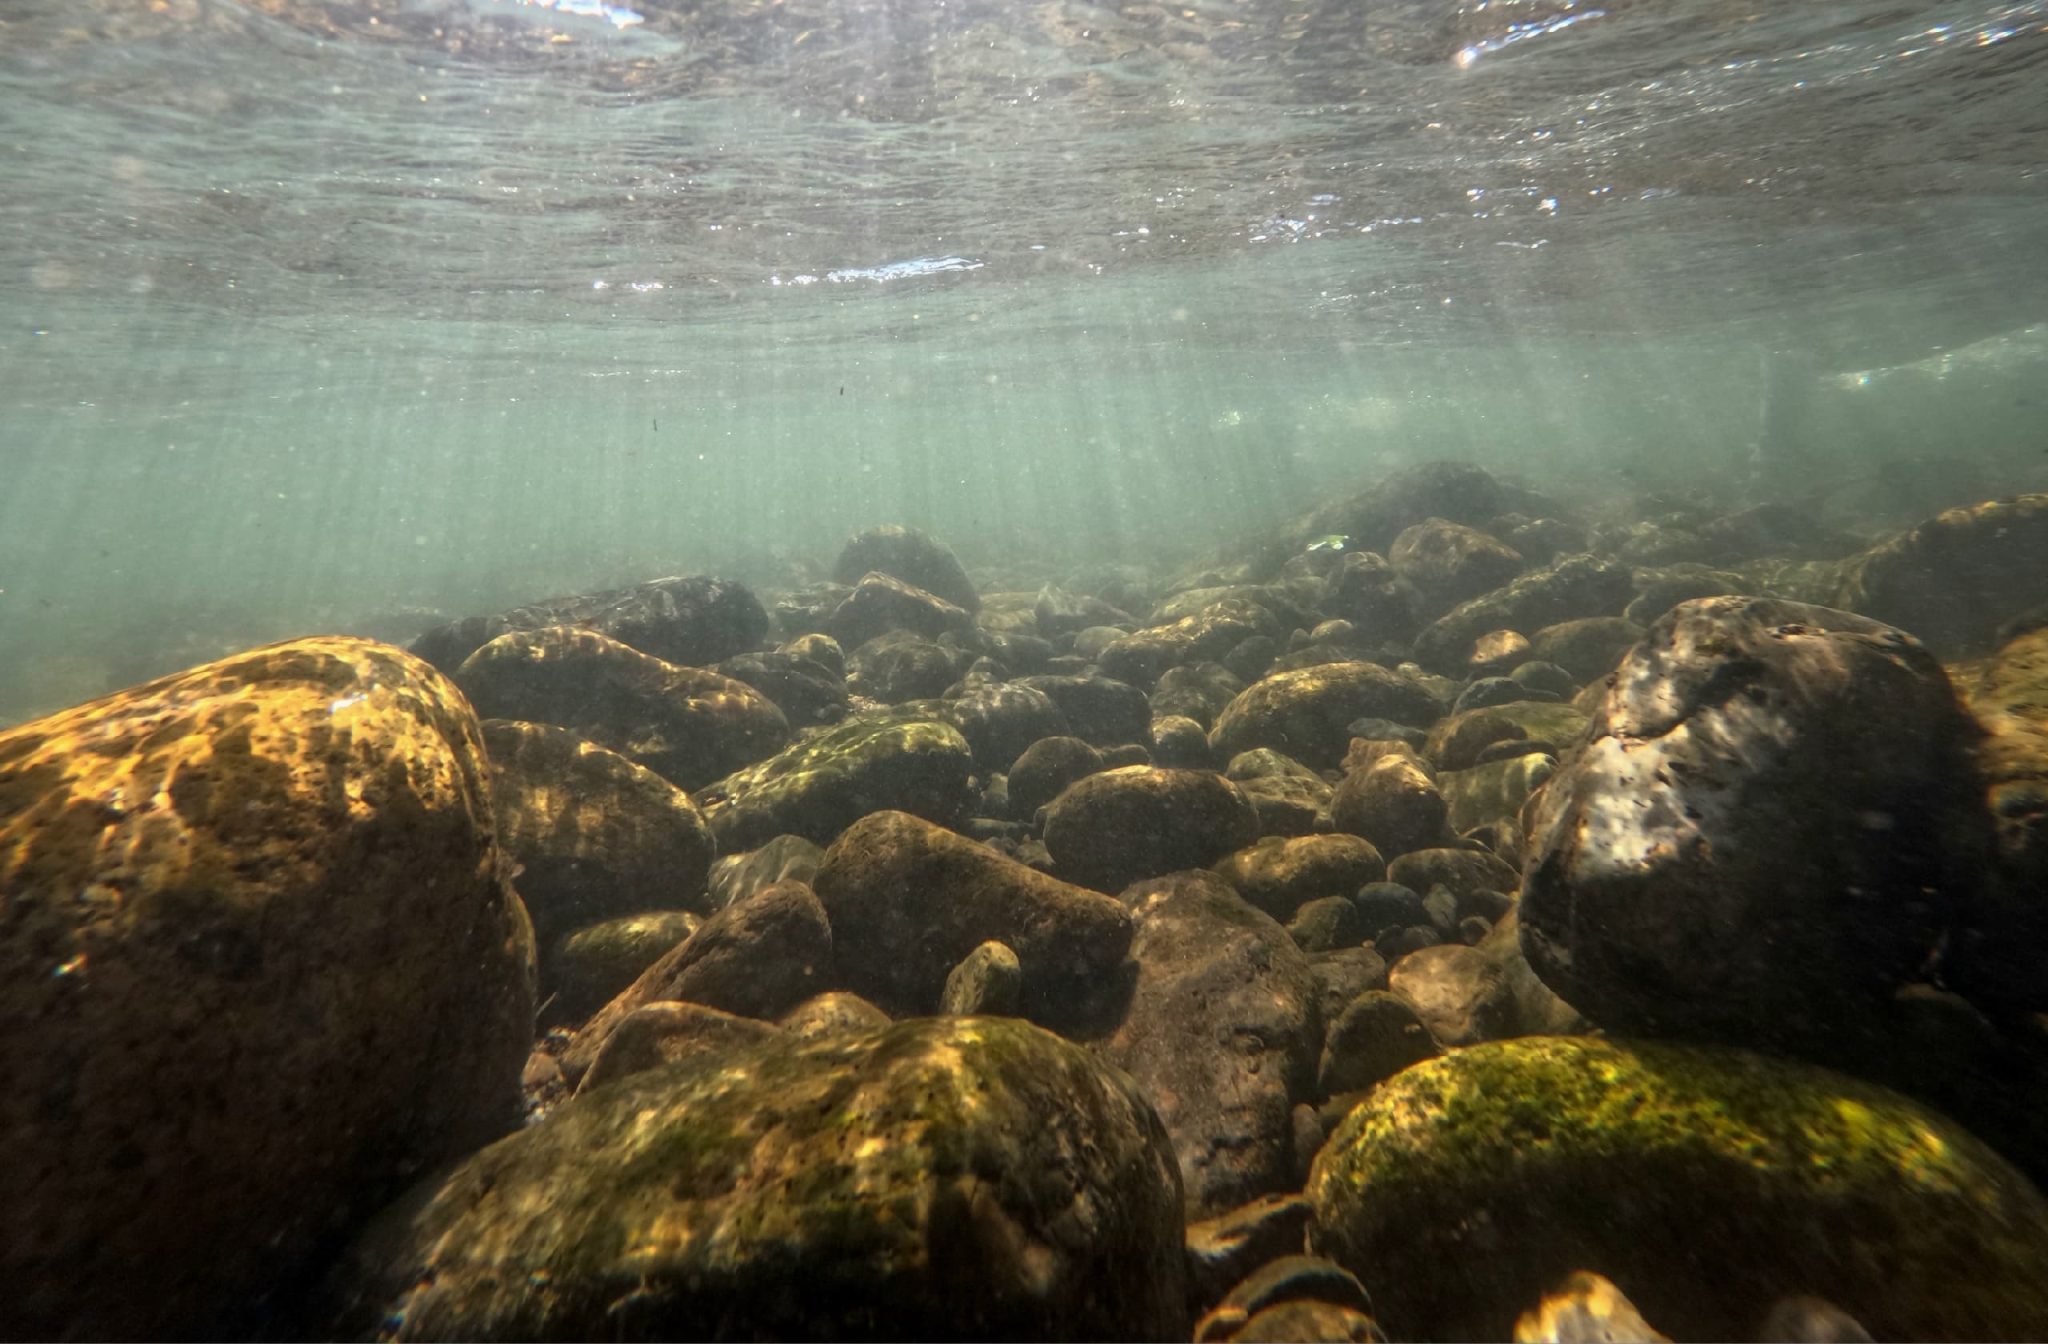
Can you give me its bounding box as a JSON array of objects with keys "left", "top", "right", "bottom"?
[
  {"left": 1042, "top": 766, "right": 1260, "bottom": 894},
  {"left": 1210, "top": 662, "right": 1442, "bottom": 773}
]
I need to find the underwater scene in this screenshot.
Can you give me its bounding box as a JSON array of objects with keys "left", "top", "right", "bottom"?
[{"left": 3, "top": 0, "right": 2048, "bottom": 1338}]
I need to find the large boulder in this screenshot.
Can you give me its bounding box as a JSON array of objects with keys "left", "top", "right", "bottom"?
[
  {"left": 455, "top": 625, "right": 789, "bottom": 791},
  {"left": 1308, "top": 1037, "right": 2048, "bottom": 1341},
  {"left": 1520, "top": 597, "right": 1987, "bottom": 1054},
  {"left": 1210, "top": 662, "right": 1441, "bottom": 772},
  {"left": 1041, "top": 766, "right": 1260, "bottom": 894},
  {"left": 1388, "top": 517, "right": 1525, "bottom": 613},
  {"left": 1097, "top": 872, "right": 1320, "bottom": 1220},
  {"left": 701, "top": 708, "right": 975, "bottom": 852},
  {"left": 829, "top": 571, "right": 977, "bottom": 648},
  {"left": 832, "top": 524, "right": 981, "bottom": 613},
  {"left": 319, "top": 1018, "right": 1187, "bottom": 1341},
  {"left": 410, "top": 573, "right": 768, "bottom": 672},
  {"left": 811, "top": 810, "right": 1134, "bottom": 1017},
  {"left": 0, "top": 637, "right": 535, "bottom": 1339},
  {"left": 1831, "top": 493, "right": 2048, "bottom": 654},
  {"left": 481, "top": 719, "right": 714, "bottom": 942}
]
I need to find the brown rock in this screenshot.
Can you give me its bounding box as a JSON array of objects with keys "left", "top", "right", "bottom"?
[
  {"left": 577, "top": 1000, "right": 785, "bottom": 1094},
  {"left": 1042, "top": 766, "right": 1260, "bottom": 894}
]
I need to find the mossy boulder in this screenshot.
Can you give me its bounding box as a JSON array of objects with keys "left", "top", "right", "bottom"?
[
  {"left": 1438, "top": 752, "right": 1556, "bottom": 833},
  {"left": 455, "top": 625, "right": 790, "bottom": 791},
  {"left": 1210, "top": 662, "right": 1442, "bottom": 772},
  {"left": 481, "top": 719, "right": 714, "bottom": 942},
  {"left": 812, "top": 810, "right": 1134, "bottom": 1017},
  {"left": 1213, "top": 834, "right": 1388, "bottom": 923},
  {"left": 1307, "top": 1036, "right": 2048, "bottom": 1340},
  {"left": 1042, "top": 766, "right": 1260, "bottom": 894},
  {"left": 410, "top": 573, "right": 768, "bottom": 673},
  {"left": 0, "top": 636, "right": 535, "bottom": 1339},
  {"left": 1831, "top": 493, "right": 2048, "bottom": 655},
  {"left": 1411, "top": 555, "right": 1634, "bottom": 674},
  {"left": 546, "top": 910, "right": 701, "bottom": 1026},
  {"left": 1952, "top": 626, "right": 2048, "bottom": 1007},
  {"left": 319, "top": 1018, "right": 1186, "bottom": 1341},
  {"left": 832, "top": 524, "right": 980, "bottom": 614},
  {"left": 1388, "top": 517, "right": 1526, "bottom": 613},
  {"left": 701, "top": 708, "right": 974, "bottom": 852}
]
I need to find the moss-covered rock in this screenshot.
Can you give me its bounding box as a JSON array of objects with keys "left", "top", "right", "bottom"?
[
  {"left": 319, "top": 1018, "right": 1186, "bottom": 1341},
  {"left": 1953, "top": 626, "right": 2048, "bottom": 1007},
  {"left": 1211, "top": 662, "right": 1442, "bottom": 772},
  {"left": 455, "top": 625, "right": 790, "bottom": 791},
  {"left": 832, "top": 524, "right": 981, "bottom": 614},
  {"left": 1042, "top": 766, "right": 1260, "bottom": 894},
  {"left": 0, "top": 636, "right": 535, "bottom": 1339},
  {"left": 1411, "top": 555, "right": 1634, "bottom": 674},
  {"left": 577, "top": 1000, "right": 784, "bottom": 1094},
  {"left": 1307, "top": 1037, "right": 2048, "bottom": 1341},
  {"left": 701, "top": 708, "right": 974, "bottom": 852},
  {"left": 410, "top": 573, "right": 768, "bottom": 674},
  {"left": 547, "top": 909, "right": 701, "bottom": 1026},
  {"left": 482, "top": 719, "right": 713, "bottom": 942},
  {"left": 812, "top": 810, "right": 1134, "bottom": 1017},
  {"left": 1424, "top": 700, "right": 1587, "bottom": 771},
  {"left": 1830, "top": 493, "right": 2048, "bottom": 654},
  {"left": 1389, "top": 517, "right": 1526, "bottom": 614},
  {"left": 1213, "top": 834, "right": 1387, "bottom": 923},
  {"left": 1527, "top": 616, "right": 1643, "bottom": 684}
]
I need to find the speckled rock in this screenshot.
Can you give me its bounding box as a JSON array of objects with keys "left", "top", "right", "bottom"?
[
  {"left": 547, "top": 910, "right": 701, "bottom": 1026},
  {"left": 561, "top": 879, "right": 832, "bottom": 1083},
  {"left": 455, "top": 625, "right": 790, "bottom": 791},
  {"left": 410, "top": 573, "right": 768, "bottom": 674},
  {"left": 0, "top": 637, "right": 536, "bottom": 1339},
  {"left": 1098, "top": 872, "right": 1320, "bottom": 1220},
  {"left": 1329, "top": 748, "right": 1450, "bottom": 858},
  {"left": 1211, "top": 662, "right": 1442, "bottom": 772},
  {"left": 701, "top": 708, "right": 974, "bottom": 852},
  {"left": 1411, "top": 555, "right": 1634, "bottom": 673},
  {"left": 1953, "top": 626, "right": 2048, "bottom": 1007},
  {"left": 320, "top": 1018, "right": 1187, "bottom": 1341},
  {"left": 1017, "top": 673, "right": 1153, "bottom": 748},
  {"left": 1043, "top": 766, "right": 1260, "bottom": 894},
  {"left": 1389, "top": 517, "right": 1526, "bottom": 613},
  {"left": 1214, "top": 834, "right": 1388, "bottom": 923},
  {"left": 1528, "top": 616, "right": 1644, "bottom": 683},
  {"left": 481, "top": 719, "right": 714, "bottom": 941},
  {"left": 1307, "top": 1037, "right": 2048, "bottom": 1341},
  {"left": 707, "top": 832, "right": 824, "bottom": 909},
  {"left": 577, "top": 1000, "right": 784, "bottom": 1094},
  {"left": 812, "top": 810, "right": 1134, "bottom": 1017},
  {"left": 1520, "top": 597, "right": 1987, "bottom": 1051},
  {"left": 1830, "top": 493, "right": 2048, "bottom": 654},
  {"left": 829, "top": 570, "right": 977, "bottom": 649},
  {"left": 832, "top": 524, "right": 980, "bottom": 613}
]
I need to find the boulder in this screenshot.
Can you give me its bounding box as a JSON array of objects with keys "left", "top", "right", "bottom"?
[
  {"left": 1042, "top": 766, "right": 1260, "bottom": 894},
  {"left": 410, "top": 573, "right": 768, "bottom": 673},
  {"left": 1411, "top": 555, "right": 1634, "bottom": 673},
  {"left": 0, "top": 637, "right": 535, "bottom": 1339},
  {"left": 1388, "top": 517, "right": 1525, "bottom": 612},
  {"left": 1210, "top": 662, "right": 1442, "bottom": 772},
  {"left": 832, "top": 524, "right": 980, "bottom": 613},
  {"left": 1830, "top": 493, "right": 2048, "bottom": 654},
  {"left": 545, "top": 910, "right": 700, "bottom": 1026},
  {"left": 1213, "top": 834, "right": 1388, "bottom": 923}
]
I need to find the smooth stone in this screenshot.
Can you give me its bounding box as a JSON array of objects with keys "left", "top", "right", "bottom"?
[
  {"left": 577, "top": 1000, "right": 784, "bottom": 1094},
  {"left": 546, "top": 910, "right": 701, "bottom": 1026},
  {"left": 776, "top": 990, "right": 893, "bottom": 1041},
  {"left": 1330, "top": 748, "right": 1450, "bottom": 858},
  {"left": 1042, "top": 766, "right": 1260, "bottom": 894},
  {"left": 1307, "top": 945, "right": 1392, "bottom": 1029},
  {"left": 1015, "top": 673, "right": 1153, "bottom": 747},
  {"left": 1184, "top": 1194, "right": 1316, "bottom": 1318},
  {"left": 1529, "top": 616, "right": 1645, "bottom": 683},
  {"left": 1007, "top": 734, "right": 1105, "bottom": 818},
  {"left": 706, "top": 832, "right": 824, "bottom": 910},
  {"left": 1287, "top": 894, "right": 1369, "bottom": 952},
  {"left": 1390, "top": 517, "right": 1527, "bottom": 613},
  {"left": 1210, "top": 661, "right": 1442, "bottom": 772},
  {"left": 828, "top": 570, "right": 976, "bottom": 648},
  {"left": 940, "top": 939, "right": 1024, "bottom": 1016},
  {"left": 1151, "top": 713, "right": 1215, "bottom": 769},
  {"left": 1388, "top": 847, "right": 1521, "bottom": 912},
  {"left": 1213, "top": 833, "right": 1388, "bottom": 923},
  {"left": 1513, "top": 1272, "right": 1669, "bottom": 1344},
  {"left": 832, "top": 524, "right": 980, "bottom": 613},
  {"left": 1318, "top": 990, "right": 1440, "bottom": 1098},
  {"left": 1387, "top": 942, "right": 1516, "bottom": 1048},
  {"left": 1411, "top": 554, "right": 1635, "bottom": 674}
]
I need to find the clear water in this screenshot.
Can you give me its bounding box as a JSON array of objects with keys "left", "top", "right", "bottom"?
[{"left": 2, "top": 0, "right": 2045, "bottom": 718}]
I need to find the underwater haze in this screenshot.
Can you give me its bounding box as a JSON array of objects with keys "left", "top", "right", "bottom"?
[{"left": 2, "top": 0, "right": 2045, "bottom": 717}]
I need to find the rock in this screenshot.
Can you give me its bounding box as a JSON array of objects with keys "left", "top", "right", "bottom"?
[
  {"left": 1353, "top": 882, "right": 1429, "bottom": 938},
  {"left": 829, "top": 571, "right": 977, "bottom": 649},
  {"left": 1100, "top": 598, "right": 1284, "bottom": 689},
  {"left": 1319, "top": 551, "right": 1424, "bottom": 643},
  {"left": 1152, "top": 662, "right": 1249, "bottom": 729},
  {"left": 772, "top": 582, "right": 853, "bottom": 639},
  {"left": 832, "top": 524, "right": 980, "bottom": 613},
  {"left": 1452, "top": 675, "right": 1546, "bottom": 714},
  {"left": 1412, "top": 555, "right": 1634, "bottom": 673},
  {"left": 1470, "top": 630, "right": 1534, "bottom": 676},
  {"left": 777, "top": 990, "right": 893, "bottom": 1040},
  {"left": 1307, "top": 1037, "right": 2048, "bottom": 1340},
  {"left": 701, "top": 708, "right": 974, "bottom": 852},
  {"left": 1097, "top": 873, "right": 1321, "bottom": 1219},
  {"left": 1318, "top": 990, "right": 1439, "bottom": 1099},
  {"left": 1286, "top": 895, "right": 1369, "bottom": 952},
  {"left": 1624, "top": 567, "right": 1747, "bottom": 627},
  {"left": 1829, "top": 495, "right": 2048, "bottom": 653},
  {"left": 1152, "top": 714, "right": 1215, "bottom": 769},
  {"left": 481, "top": 719, "right": 714, "bottom": 942},
  {"left": 1211, "top": 662, "right": 1442, "bottom": 772},
  {"left": 1953, "top": 626, "right": 2048, "bottom": 1007},
  {"left": 1329, "top": 749, "right": 1450, "bottom": 858},
  {"left": 1389, "top": 517, "right": 1526, "bottom": 612},
  {"left": 1756, "top": 1296, "right": 1874, "bottom": 1343},
  {"left": 455, "top": 626, "right": 790, "bottom": 791},
  {"left": 1387, "top": 847, "right": 1521, "bottom": 913},
  {"left": 1195, "top": 1256, "right": 1385, "bottom": 1343},
  {"left": 1213, "top": 834, "right": 1388, "bottom": 923},
  {"left": 707, "top": 833, "right": 825, "bottom": 909},
  {"left": 846, "top": 632, "right": 961, "bottom": 702},
  {"left": 1478, "top": 911, "right": 1588, "bottom": 1038},
  {"left": 1035, "top": 585, "right": 1134, "bottom": 639},
  {"left": 561, "top": 879, "right": 832, "bottom": 1083},
  {"left": 1505, "top": 517, "right": 1589, "bottom": 566},
  {"left": 780, "top": 631, "right": 846, "bottom": 677},
  {"left": 713, "top": 648, "right": 849, "bottom": 726},
  {"left": 578, "top": 1000, "right": 784, "bottom": 1094},
  {"left": 1223, "top": 635, "right": 1280, "bottom": 684},
  {"left": 811, "top": 810, "right": 1134, "bottom": 1017},
  {"left": 940, "top": 939, "right": 1024, "bottom": 1016},
  {"left": 1513, "top": 1272, "right": 1669, "bottom": 1344},
  {"left": 932, "top": 679, "right": 1068, "bottom": 772},
  {"left": 1508, "top": 659, "right": 1578, "bottom": 697},
  {"left": 1043, "top": 766, "right": 1260, "bottom": 894},
  {"left": 1386, "top": 943, "right": 1516, "bottom": 1048},
  {"left": 1008, "top": 734, "right": 1105, "bottom": 818},
  {"left": 1375, "top": 925, "right": 1441, "bottom": 961},
  {"left": 1185, "top": 1194, "right": 1316, "bottom": 1317},
  {"left": 1520, "top": 596, "right": 1987, "bottom": 1052},
  {"left": 319, "top": 1019, "right": 1187, "bottom": 1341},
  {"left": 410, "top": 573, "right": 768, "bottom": 674},
  {"left": 1528, "top": 616, "right": 1644, "bottom": 683},
  {"left": 1438, "top": 753, "right": 1556, "bottom": 833},
  {"left": 1425, "top": 700, "right": 1589, "bottom": 771},
  {"left": 546, "top": 910, "right": 701, "bottom": 1025},
  {"left": 1283, "top": 461, "right": 1548, "bottom": 558},
  {"left": 0, "top": 637, "right": 535, "bottom": 1339},
  {"left": 1017, "top": 673, "right": 1153, "bottom": 747}
]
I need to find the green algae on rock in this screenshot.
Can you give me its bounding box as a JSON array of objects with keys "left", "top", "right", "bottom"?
[
  {"left": 1210, "top": 661, "right": 1443, "bottom": 772},
  {"left": 546, "top": 909, "right": 701, "bottom": 1026},
  {"left": 700, "top": 707, "right": 975, "bottom": 851},
  {"left": 319, "top": 1017, "right": 1188, "bottom": 1342},
  {"left": 1951, "top": 625, "right": 2048, "bottom": 1007},
  {"left": 0, "top": 636, "right": 536, "bottom": 1340},
  {"left": 1307, "top": 1036, "right": 2048, "bottom": 1341},
  {"left": 1041, "top": 764, "right": 1260, "bottom": 894}
]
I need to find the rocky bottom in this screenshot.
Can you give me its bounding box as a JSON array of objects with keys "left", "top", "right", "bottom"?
[{"left": 4, "top": 463, "right": 2048, "bottom": 1341}]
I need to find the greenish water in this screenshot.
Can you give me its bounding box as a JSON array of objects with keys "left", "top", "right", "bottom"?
[{"left": 2, "top": 0, "right": 2046, "bottom": 717}]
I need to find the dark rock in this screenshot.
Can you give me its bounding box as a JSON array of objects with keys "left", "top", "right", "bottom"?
[
  {"left": 1152, "top": 662, "right": 1248, "bottom": 729},
  {"left": 777, "top": 990, "right": 893, "bottom": 1041},
  {"left": 940, "top": 940, "right": 1024, "bottom": 1016},
  {"left": 1451, "top": 675, "right": 1539, "bottom": 714},
  {"left": 1411, "top": 554, "right": 1634, "bottom": 673},
  {"left": 320, "top": 1019, "right": 1187, "bottom": 1342},
  {"left": 772, "top": 582, "right": 853, "bottom": 639},
  {"left": 1825, "top": 494, "right": 2048, "bottom": 654},
  {"left": 1505, "top": 517, "right": 1589, "bottom": 566},
  {"left": 1386, "top": 943, "right": 1515, "bottom": 1047},
  {"left": 1425, "top": 700, "right": 1588, "bottom": 771},
  {"left": 702, "top": 708, "right": 974, "bottom": 852},
  {"left": 1073, "top": 624, "right": 1129, "bottom": 660},
  {"left": 832, "top": 524, "right": 980, "bottom": 613},
  {"left": 1757, "top": 1295, "right": 1874, "bottom": 1343},
  {"left": 1329, "top": 748, "right": 1450, "bottom": 858},
  {"left": 1319, "top": 551, "right": 1424, "bottom": 643},
  {"left": 1468, "top": 629, "right": 1533, "bottom": 676},
  {"left": 1201, "top": 1255, "right": 1379, "bottom": 1343},
  {"left": 1353, "top": 882, "right": 1428, "bottom": 934},
  {"left": 546, "top": 910, "right": 700, "bottom": 1026},
  {"left": 1008, "top": 734, "right": 1105, "bottom": 818},
  {"left": 1307, "top": 946, "right": 1391, "bottom": 1028},
  {"left": 931, "top": 680, "right": 1068, "bottom": 771},
  {"left": 1520, "top": 596, "right": 1987, "bottom": 1053},
  {"left": 846, "top": 632, "right": 961, "bottom": 703},
  {"left": 455, "top": 625, "right": 791, "bottom": 791},
  {"left": 1101, "top": 598, "right": 1284, "bottom": 690},
  {"left": 1042, "top": 766, "right": 1260, "bottom": 894},
  {"left": 1017, "top": 673, "right": 1152, "bottom": 747},
  {"left": 1211, "top": 662, "right": 1442, "bottom": 772},
  {"left": 707, "top": 833, "right": 825, "bottom": 910},
  {"left": 481, "top": 719, "right": 714, "bottom": 942},
  {"left": 1342, "top": 716, "right": 1427, "bottom": 749},
  {"left": 714, "top": 649, "right": 849, "bottom": 726},
  {"left": 1624, "top": 567, "right": 1747, "bottom": 628},
  {"left": 1389, "top": 517, "right": 1526, "bottom": 613},
  {"left": 1287, "top": 895, "right": 1369, "bottom": 952},
  {"left": 780, "top": 631, "right": 845, "bottom": 677},
  {"left": 1388, "top": 847, "right": 1520, "bottom": 912},
  {"left": 979, "top": 628, "right": 1054, "bottom": 676},
  {"left": 0, "top": 637, "right": 535, "bottom": 1339},
  {"left": 1151, "top": 714, "right": 1214, "bottom": 769},
  {"left": 1508, "top": 658, "right": 1578, "bottom": 697},
  {"left": 1222, "top": 634, "right": 1280, "bottom": 684},
  {"left": 1374, "top": 925, "right": 1441, "bottom": 961},
  {"left": 578, "top": 1000, "right": 784, "bottom": 1094},
  {"left": 1100, "top": 742, "right": 1154, "bottom": 769},
  {"left": 811, "top": 810, "right": 1134, "bottom": 1018},
  {"left": 1213, "top": 833, "right": 1389, "bottom": 923},
  {"left": 1214, "top": 1298, "right": 1386, "bottom": 1342},
  {"left": 1529, "top": 616, "right": 1644, "bottom": 683},
  {"left": 1420, "top": 884, "right": 1459, "bottom": 934},
  {"left": 1283, "top": 461, "right": 1550, "bottom": 559},
  {"left": 830, "top": 571, "right": 977, "bottom": 650},
  {"left": 1097, "top": 872, "right": 1320, "bottom": 1219},
  {"left": 1952, "top": 626, "right": 2048, "bottom": 1007},
  {"left": 1318, "top": 990, "right": 1439, "bottom": 1098},
  {"left": 1185, "top": 1194, "right": 1316, "bottom": 1318},
  {"left": 1307, "top": 1037, "right": 2048, "bottom": 1341},
  {"left": 561, "top": 879, "right": 832, "bottom": 1083},
  {"left": 410, "top": 573, "right": 768, "bottom": 674}
]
